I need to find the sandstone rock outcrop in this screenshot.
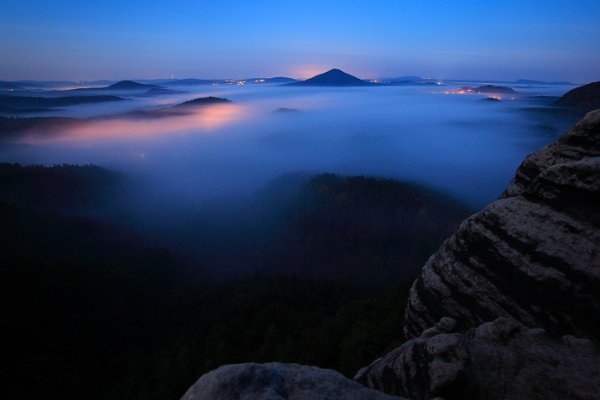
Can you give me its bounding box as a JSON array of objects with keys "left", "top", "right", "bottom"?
[
  {"left": 355, "top": 317, "right": 600, "bottom": 400},
  {"left": 502, "top": 108, "right": 600, "bottom": 197},
  {"left": 180, "top": 362, "right": 404, "bottom": 400},
  {"left": 404, "top": 109, "right": 600, "bottom": 341}
]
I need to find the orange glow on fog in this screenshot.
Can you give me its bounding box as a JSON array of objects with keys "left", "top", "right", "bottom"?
[
  {"left": 21, "top": 103, "right": 248, "bottom": 144},
  {"left": 444, "top": 88, "right": 475, "bottom": 95},
  {"left": 151, "top": 97, "right": 181, "bottom": 106},
  {"left": 287, "top": 66, "right": 331, "bottom": 79}
]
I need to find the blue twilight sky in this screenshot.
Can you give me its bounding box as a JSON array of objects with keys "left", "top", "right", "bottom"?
[{"left": 1, "top": 0, "right": 599, "bottom": 82}]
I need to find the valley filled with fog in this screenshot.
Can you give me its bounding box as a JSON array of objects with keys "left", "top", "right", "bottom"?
[
  {"left": 1, "top": 77, "right": 592, "bottom": 400},
  {"left": 1, "top": 82, "right": 575, "bottom": 206},
  {"left": 0, "top": 80, "right": 578, "bottom": 279},
  {"left": 4, "top": 1, "right": 599, "bottom": 399}
]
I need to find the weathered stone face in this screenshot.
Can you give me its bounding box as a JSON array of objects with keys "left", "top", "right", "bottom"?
[
  {"left": 405, "top": 109, "right": 600, "bottom": 341},
  {"left": 356, "top": 317, "right": 600, "bottom": 400}
]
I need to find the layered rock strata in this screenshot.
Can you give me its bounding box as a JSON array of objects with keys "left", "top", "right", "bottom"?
[
  {"left": 405, "top": 110, "right": 600, "bottom": 341},
  {"left": 356, "top": 317, "right": 600, "bottom": 400}
]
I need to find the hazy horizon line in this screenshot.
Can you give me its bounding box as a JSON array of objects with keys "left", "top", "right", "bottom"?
[{"left": 0, "top": 72, "right": 586, "bottom": 85}]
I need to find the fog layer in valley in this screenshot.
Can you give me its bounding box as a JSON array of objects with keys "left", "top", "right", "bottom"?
[
  {"left": 0, "top": 81, "right": 576, "bottom": 277},
  {"left": 2, "top": 83, "right": 575, "bottom": 204}
]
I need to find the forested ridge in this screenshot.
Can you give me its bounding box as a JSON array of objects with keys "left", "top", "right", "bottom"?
[{"left": 1, "top": 164, "right": 469, "bottom": 399}]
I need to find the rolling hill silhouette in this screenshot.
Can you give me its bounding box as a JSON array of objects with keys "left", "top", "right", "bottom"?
[
  {"left": 289, "top": 69, "right": 371, "bottom": 87},
  {"left": 107, "top": 80, "right": 158, "bottom": 90}
]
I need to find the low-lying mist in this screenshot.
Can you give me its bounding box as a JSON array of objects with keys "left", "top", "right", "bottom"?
[
  {"left": 0, "top": 82, "right": 577, "bottom": 278},
  {"left": 2, "top": 84, "right": 575, "bottom": 203}
]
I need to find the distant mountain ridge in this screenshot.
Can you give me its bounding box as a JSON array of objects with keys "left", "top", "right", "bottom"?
[
  {"left": 107, "top": 80, "right": 157, "bottom": 90},
  {"left": 288, "top": 68, "right": 371, "bottom": 87},
  {"left": 176, "top": 97, "right": 231, "bottom": 107},
  {"left": 513, "top": 79, "right": 574, "bottom": 85},
  {"left": 64, "top": 80, "right": 160, "bottom": 94},
  {"left": 472, "top": 85, "right": 517, "bottom": 94},
  {"left": 162, "top": 77, "right": 297, "bottom": 86},
  {"left": 243, "top": 76, "right": 297, "bottom": 84},
  {"left": 555, "top": 81, "right": 600, "bottom": 113},
  {"left": 163, "top": 79, "right": 219, "bottom": 86}
]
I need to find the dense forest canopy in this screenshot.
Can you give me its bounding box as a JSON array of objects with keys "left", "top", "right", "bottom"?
[{"left": 0, "top": 163, "right": 470, "bottom": 399}]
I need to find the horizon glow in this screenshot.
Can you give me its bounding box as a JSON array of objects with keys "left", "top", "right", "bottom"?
[{"left": 1, "top": 0, "right": 599, "bottom": 83}]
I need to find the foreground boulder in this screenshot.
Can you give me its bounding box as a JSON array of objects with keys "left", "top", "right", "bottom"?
[
  {"left": 180, "top": 362, "right": 404, "bottom": 400},
  {"left": 356, "top": 317, "right": 600, "bottom": 400},
  {"left": 405, "top": 109, "right": 600, "bottom": 341}
]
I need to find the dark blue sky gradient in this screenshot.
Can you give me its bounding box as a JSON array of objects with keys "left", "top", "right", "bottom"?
[{"left": 1, "top": 0, "right": 599, "bottom": 81}]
